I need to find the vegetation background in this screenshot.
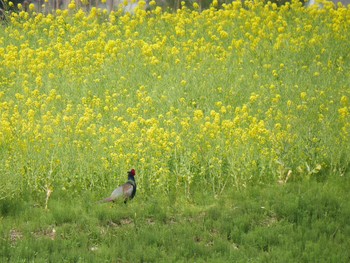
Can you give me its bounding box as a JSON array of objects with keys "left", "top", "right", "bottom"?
[{"left": 0, "top": 0, "right": 349, "bottom": 261}]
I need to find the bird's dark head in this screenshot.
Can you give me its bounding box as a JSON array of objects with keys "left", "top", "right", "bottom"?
[{"left": 128, "top": 169, "right": 136, "bottom": 176}]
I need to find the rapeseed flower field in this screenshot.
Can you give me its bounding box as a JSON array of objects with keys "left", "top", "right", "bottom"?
[{"left": 0, "top": 0, "right": 349, "bottom": 201}]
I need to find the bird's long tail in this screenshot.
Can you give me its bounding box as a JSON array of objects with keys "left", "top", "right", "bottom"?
[
  {"left": 97, "top": 186, "right": 124, "bottom": 204},
  {"left": 97, "top": 197, "right": 114, "bottom": 204}
]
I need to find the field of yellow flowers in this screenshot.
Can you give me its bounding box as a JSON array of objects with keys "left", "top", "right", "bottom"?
[{"left": 0, "top": 0, "right": 349, "bottom": 201}]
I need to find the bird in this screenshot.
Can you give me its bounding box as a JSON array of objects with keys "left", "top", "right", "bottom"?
[{"left": 98, "top": 169, "right": 136, "bottom": 204}]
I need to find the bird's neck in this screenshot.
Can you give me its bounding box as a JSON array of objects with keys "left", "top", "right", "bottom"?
[
  {"left": 127, "top": 175, "right": 136, "bottom": 188},
  {"left": 128, "top": 175, "right": 135, "bottom": 182}
]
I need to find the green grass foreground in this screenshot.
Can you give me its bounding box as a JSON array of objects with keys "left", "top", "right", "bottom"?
[
  {"left": 1, "top": 176, "right": 349, "bottom": 262},
  {"left": 1, "top": 2, "right": 350, "bottom": 261}
]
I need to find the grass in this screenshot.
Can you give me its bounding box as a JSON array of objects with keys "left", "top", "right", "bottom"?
[{"left": 1, "top": 175, "right": 349, "bottom": 262}]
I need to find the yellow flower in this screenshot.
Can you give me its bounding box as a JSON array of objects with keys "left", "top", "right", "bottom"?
[
  {"left": 29, "top": 3, "right": 35, "bottom": 11},
  {"left": 249, "top": 93, "right": 259, "bottom": 103},
  {"left": 340, "top": 95, "right": 348, "bottom": 106},
  {"left": 193, "top": 110, "right": 204, "bottom": 121},
  {"left": 68, "top": 1, "right": 76, "bottom": 9},
  {"left": 300, "top": 92, "right": 307, "bottom": 100},
  {"left": 338, "top": 107, "right": 349, "bottom": 118}
]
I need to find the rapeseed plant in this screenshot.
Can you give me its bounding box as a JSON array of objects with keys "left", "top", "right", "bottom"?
[{"left": 0, "top": 0, "right": 349, "bottom": 200}]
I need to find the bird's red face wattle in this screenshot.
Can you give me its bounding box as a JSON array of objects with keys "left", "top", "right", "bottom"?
[{"left": 130, "top": 169, "right": 136, "bottom": 176}]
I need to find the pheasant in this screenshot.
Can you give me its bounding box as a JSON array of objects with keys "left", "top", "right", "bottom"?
[{"left": 99, "top": 169, "right": 136, "bottom": 204}]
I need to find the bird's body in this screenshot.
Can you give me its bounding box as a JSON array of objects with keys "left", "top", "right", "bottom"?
[{"left": 99, "top": 169, "right": 136, "bottom": 204}]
